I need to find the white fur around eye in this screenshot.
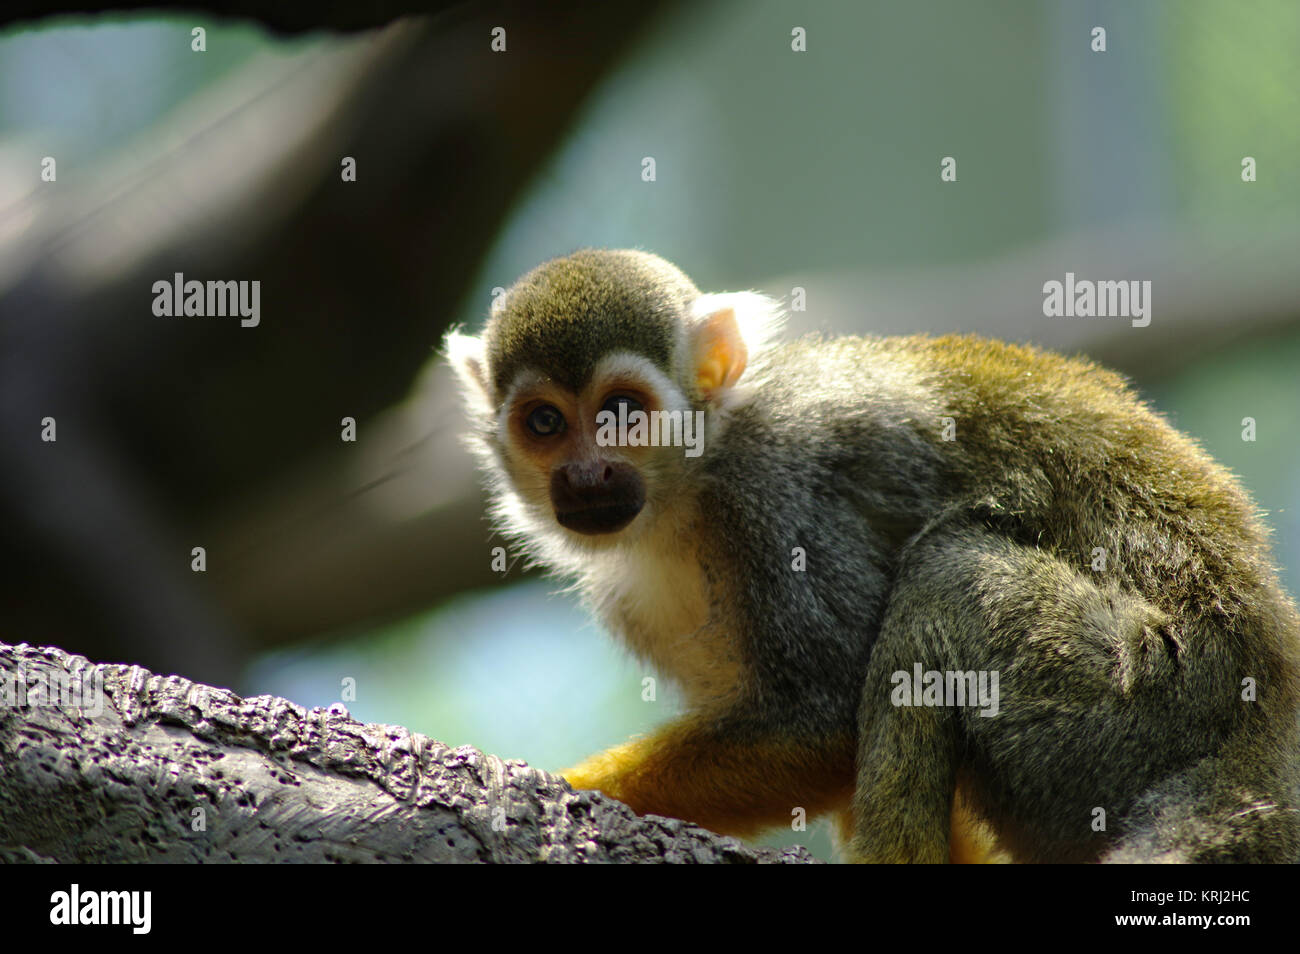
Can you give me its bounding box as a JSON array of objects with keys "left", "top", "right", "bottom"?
[{"left": 590, "top": 352, "right": 690, "bottom": 413}]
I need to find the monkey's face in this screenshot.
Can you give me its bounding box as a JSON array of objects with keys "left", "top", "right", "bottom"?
[
  {"left": 446, "top": 252, "right": 779, "bottom": 549},
  {"left": 499, "top": 353, "right": 688, "bottom": 540}
]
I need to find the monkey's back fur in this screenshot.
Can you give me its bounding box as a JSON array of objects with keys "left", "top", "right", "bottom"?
[{"left": 697, "top": 332, "right": 1300, "bottom": 861}]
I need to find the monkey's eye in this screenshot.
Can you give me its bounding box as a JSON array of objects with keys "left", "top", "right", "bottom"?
[
  {"left": 525, "top": 404, "right": 566, "bottom": 437},
  {"left": 600, "top": 394, "right": 644, "bottom": 417}
]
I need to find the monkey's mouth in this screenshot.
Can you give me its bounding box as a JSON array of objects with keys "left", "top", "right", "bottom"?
[{"left": 554, "top": 502, "right": 643, "bottom": 535}]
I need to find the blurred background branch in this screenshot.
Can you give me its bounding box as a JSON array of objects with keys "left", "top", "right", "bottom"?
[
  {"left": 1, "top": 0, "right": 464, "bottom": 35},
  {"left": 0, "top": 1, "right": 676, "bottom": 685}
]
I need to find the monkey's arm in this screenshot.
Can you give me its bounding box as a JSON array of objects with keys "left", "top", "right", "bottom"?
[
  {"left": 563, "top": 715, "right": 1005, "bottom": 860},
  {"left": 561, "top": 715, "right": 857, "bottom": 839}
]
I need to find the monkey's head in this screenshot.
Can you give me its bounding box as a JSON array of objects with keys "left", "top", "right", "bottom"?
[{"left": 446, "top": 248, "right": 781, "bottom": 552}]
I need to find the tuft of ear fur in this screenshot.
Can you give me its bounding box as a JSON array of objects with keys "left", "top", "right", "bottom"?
[
  {"left": 688, "top": 291, "right": 785, "bottom": 405},
  {"left": 443, "top": 328, "right": 494, "bottom": 415}
]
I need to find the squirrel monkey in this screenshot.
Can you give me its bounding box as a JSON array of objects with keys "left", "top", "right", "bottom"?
[{"left": 445, "top": 248, "right": 1300, "bottom": 863}]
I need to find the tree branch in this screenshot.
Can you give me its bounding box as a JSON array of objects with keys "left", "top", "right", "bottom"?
[{"left": 0, "top": 641, "right": 816, "bottom": 863}]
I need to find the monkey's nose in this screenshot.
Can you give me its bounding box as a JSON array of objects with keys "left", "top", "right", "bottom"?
[
  {"left": 558, "top": 461, "right": 615, "bottom": 492},
  {"left": 551, "top": 461, "right": 645, "bottom": 535}
]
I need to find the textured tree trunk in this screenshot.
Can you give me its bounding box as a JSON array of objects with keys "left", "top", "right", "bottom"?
[{"left": 0, "top": 641, "right": 814, "bottom": 864}]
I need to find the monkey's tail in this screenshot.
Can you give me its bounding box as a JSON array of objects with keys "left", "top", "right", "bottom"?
[{"left": 1102, "top": 741, "right": 1300, "bottom": 863}]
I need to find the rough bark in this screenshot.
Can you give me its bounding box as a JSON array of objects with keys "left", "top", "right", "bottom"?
[{"left": 0, "top": 641, "right": 816, "bottom": 864}]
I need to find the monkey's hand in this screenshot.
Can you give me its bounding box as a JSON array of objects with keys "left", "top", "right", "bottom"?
[
  {"left": 559, "top": 715, "right": 855, "bottom": 839},
  {"left": 559, "top": 745, "right": 638, "bottom": 804}
]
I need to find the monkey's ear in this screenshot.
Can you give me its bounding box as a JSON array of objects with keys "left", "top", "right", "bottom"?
[
  {"left": 691, "top": 307, "right": 748, "bottom": 401},
  {"left": 689, "top": 292, "right": 783, "bottom": 403},
  {"left": 444, "top": 329, "right": 493, "bottom": 413}
]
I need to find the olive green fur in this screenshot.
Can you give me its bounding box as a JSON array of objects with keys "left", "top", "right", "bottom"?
[
  {"left": 485, "top": 248, "right": 699, "bottom": 398},
  {"left": 453, "top": 249, "right": 1300, "bottom": 862}
]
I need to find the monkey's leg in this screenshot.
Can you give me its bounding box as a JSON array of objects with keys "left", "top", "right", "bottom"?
[
  {"left": 846, "top": 521, "right": 1202, "bottom": 863},
  {"left": 846, "top": 632, "right": 961, "bottom": 863},
  {"left": 561, "top": 716, "right": 857, "bottom": 839},
  {"left": 833, "top": 778, "right": 1007, "bottom": 863}
]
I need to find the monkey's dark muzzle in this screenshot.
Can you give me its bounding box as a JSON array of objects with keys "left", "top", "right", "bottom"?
[
  {"left": 551, "top": 461, "right": 646, "bottom": 535},
  {"left": 555, "top": 503, "right": 643, "bottom": 535}
]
